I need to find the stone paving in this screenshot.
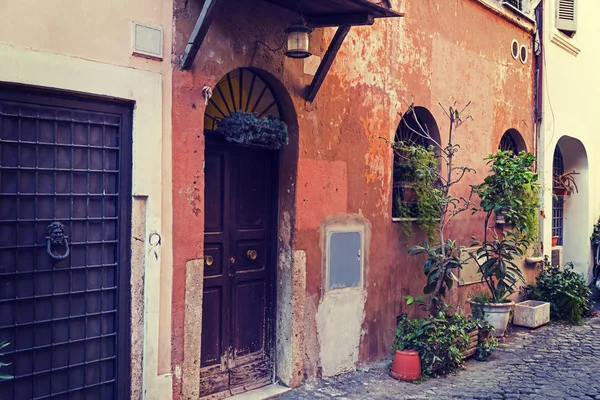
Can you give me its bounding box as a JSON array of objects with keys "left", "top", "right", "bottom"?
[{"left": 276, "top": 317, "right": 600, "bottom": 400}]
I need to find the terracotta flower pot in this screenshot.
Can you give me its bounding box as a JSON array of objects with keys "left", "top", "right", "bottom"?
[
  {"left": 390, "top": 350, "right": 421, "bottom": 381},
  {"left": 553, "top": 187, "right": 568, "bottom": 197},
  {"left": 552, "top": 236, "right": 559, "bottom": 247}
]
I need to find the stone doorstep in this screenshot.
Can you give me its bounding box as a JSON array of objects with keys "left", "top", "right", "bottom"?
[{"left": 228, "top": 384, "right": 291, "bottom": 400}]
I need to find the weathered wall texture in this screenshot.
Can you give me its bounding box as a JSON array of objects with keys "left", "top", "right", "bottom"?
[{"left": 171, "top": 0, "right": 535, "bottom": 397}]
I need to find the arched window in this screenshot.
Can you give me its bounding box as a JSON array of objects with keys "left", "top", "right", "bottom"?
[
  {"left": 392, "top": 107, "right": 440, "bottom": 219},
  {"left": 204, "top": 68, "right": 281, "bottom": 131},
  {"left": 499, "top": 129, "right": 526, "bottom": 154},
  {"left": 552, "top": 146, "right": 565, "bottom": 246}
]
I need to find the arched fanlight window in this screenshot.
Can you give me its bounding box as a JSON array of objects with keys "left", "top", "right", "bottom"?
[
  {"left": 552, "top": 146, "right": 565, "bottom": 246},
  {"left": 392, "top": 107, "right": 440, "bottom": 219},
  {"left": 204, "top": 68, "right": 281, "bottom": 131},
  {"left": 499, "top": 129, "right": 526, "bottom": 155}
]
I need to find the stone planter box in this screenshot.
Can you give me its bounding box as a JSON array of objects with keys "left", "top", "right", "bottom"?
[{"left": 513, "top": 300, "right": 550, "bottom": 328}]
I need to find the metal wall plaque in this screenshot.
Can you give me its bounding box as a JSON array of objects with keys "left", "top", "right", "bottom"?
[{"left": 327, "top": 231, "right": 363, "bottom": 290}]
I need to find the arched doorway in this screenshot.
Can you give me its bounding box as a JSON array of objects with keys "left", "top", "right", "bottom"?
[
  {"left": 552, "top": 136, "right": 589, "bottom": 277},
  {"left": 200, "top": 68, "right": 293, "bottom": 397}
]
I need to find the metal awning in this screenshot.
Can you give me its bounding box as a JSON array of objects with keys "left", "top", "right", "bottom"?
[
  {"left": 181, "top": 0, "right": 403, "bottom": 101},
  {"left": 265, "top": 0, "right": 402, "bottom": 21}
]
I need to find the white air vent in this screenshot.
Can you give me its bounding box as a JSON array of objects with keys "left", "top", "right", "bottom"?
[
  {"left": 551, "top": 247, "right": 563, "bottom": 268},
  {"left": 519, "top": 44, "right": 528, "bottom": 64},
  {"left": 511, "top": 39, "right": 519, "bottom": 59},
  {"left": 132, "top": 22, "right": 163, "bottom": 60}
]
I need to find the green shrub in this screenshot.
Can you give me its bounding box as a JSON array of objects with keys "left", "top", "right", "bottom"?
[
  {"left": 392, "top": 311, "right": 496, "bottom": 378},
  {"left": 526, "top": 260, "right": 593, "bottom": 324}
]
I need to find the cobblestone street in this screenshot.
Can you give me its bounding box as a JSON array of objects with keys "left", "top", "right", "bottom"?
[{"left": 276, "top": 317, "right": 600, "bottom": 400}]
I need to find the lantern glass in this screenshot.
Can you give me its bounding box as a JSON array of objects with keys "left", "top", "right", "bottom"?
[{"left": 285, "top": 24, "right": 312, "bottom": 58}]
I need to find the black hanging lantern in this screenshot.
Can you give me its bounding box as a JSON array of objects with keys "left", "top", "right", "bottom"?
[{"left": 284, "top": 21, "right": 313, "bottom": 59}]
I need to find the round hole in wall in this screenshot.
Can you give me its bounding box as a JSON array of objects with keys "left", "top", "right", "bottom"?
[
  {"left": 511, "top": 39, "right": 519, "bottom": 59},
  {"left": 520, "top": 44, "right": 528, "bottom": 64}
]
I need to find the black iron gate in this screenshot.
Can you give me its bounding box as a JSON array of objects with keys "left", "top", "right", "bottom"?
[{"left": 0, "top": 86, "right": 132, "bottom": 399}]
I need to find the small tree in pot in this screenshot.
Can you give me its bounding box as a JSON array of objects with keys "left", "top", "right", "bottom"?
[
  {"left": 468, "top": 151, "right": 540, "bottom": 336},
  {"left": 385, "top": 101, "right": 476, "bottom": 315}
]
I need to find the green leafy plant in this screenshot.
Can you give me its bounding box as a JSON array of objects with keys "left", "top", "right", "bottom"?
[
  {"left": 468, "top": 150, "right": 540, "bottom": 304},
  {"left": 472, "top": 150, "right": 540, "bottom": 244},
  {"left": 591, "top": 216, "right": 600, "bottom": 244},
  {"left": 392, "top": 311, "right": 496, "bottom": 378},
  {"left": 470, "top": 232, "right": 528, "bottom": 303},
  {"left": 476, "top": 332, "right": 498, "bottom": 361},
  {"left": 525, "top": 258, "right": 593, "bottom": 324},
  {"left": 217, "top": 111, "right": 288, "bottom": 149},
  {"left": 0, "top": 341, "right": 12, "bottom": 380},
  {"left": 393, "top": 143, "right": 441, "bottom": 239},
  {"left": 384, "top": 101, "right": 476, "bottom": 314}
]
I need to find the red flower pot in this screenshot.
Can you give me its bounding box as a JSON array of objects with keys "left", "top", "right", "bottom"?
[
  {"left": 552, "top": 236, "right": 559, "bottom": 247},
  {"left": 554, "top": 187, "right": 568, "bottom": 197},
  {"left": 390, "top": 350, "right": 421, "bottom": 381}
]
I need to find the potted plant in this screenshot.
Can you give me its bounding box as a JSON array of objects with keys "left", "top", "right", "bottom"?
[
  {"left": 391, "top": 140, "right": 440, "bottom": 239},
  {"left": 469, "top": 150, "right": 540, "bottom": 336},
  {"left": 216, "top": 111, "right": 288, "bottom": 149},
  {"left": 468, "top": 232, "right": 528, "bottom": 336},
  {"left": 553, "top": 171, "right": 579, "bottom": 197},
  {"left": 524, "top": 259, "right": 593, "bottom": 324}
]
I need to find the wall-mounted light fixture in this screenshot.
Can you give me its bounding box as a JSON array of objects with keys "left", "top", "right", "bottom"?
[{"left": 284, "top": 21, "right": 313, "bottom": 59}]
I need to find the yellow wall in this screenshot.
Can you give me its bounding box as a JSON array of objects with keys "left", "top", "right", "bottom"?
[{"left": 541, "top": 1, "right": 599, "bottom": 279}]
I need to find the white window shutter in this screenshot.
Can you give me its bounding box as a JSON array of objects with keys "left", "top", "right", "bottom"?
[{"left": 556, "top": 0, "right": 577, "bottom": 33}]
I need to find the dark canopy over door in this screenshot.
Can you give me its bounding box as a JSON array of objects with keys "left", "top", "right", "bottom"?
[{"left": 0, "top": 86, "right": 132, "bottom": 399}]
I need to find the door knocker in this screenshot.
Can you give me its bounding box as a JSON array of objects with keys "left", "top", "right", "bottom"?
[{"left": 46, "top": 221, "right": 70, "bottom": 261}]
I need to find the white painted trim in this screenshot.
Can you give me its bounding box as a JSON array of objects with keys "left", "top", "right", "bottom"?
[
  {"left": 550, "top": 30, "right": 580, "bottom": 56},
  {"left": 0, "top": 44, "right": 171, "bottom": 399}
]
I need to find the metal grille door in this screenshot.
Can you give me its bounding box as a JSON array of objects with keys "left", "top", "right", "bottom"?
[{"left": 0, "top": 87, "right": 132, "bottom": 399}]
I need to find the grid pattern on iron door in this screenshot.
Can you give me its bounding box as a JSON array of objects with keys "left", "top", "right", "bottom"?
[
  {"left": 552, "top": 146, "right": 565, "bottom": 246},
  {"left": 0, "top": 97, "right": 125, "bottom": 399}
]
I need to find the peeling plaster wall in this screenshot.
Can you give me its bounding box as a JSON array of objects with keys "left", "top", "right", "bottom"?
[
  {"left": 170, "top": 0, "right": 535, "bottom": 395},
  {"left": 316, "top": 287, "right": 366, "bottom": 377}
]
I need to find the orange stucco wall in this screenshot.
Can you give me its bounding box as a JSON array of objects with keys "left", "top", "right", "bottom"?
[{"left": 170, "top": 0, "right": 535, "bottom": 396}]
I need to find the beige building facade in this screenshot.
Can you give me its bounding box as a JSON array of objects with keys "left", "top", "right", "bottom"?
[
  {"left": 0, "top": 1, "right": 174, "bottom": 399},
  {"left": 538, "top": 0, "right": 599, "bottom": 279}
]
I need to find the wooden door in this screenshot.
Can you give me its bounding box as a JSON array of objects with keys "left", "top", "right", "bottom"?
[
  {"left": 0, "top": 87, "right": 132, "bottom": 399},
  {"left": 200, "top": 137, "right": 276, "bottom": 398}
]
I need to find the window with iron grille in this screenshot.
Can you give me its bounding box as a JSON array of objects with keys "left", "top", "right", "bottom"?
[
  {"left": 552, "top": 147, "right": 565, "bottom": 245},
  {"left": 392, "top": 108, "right": 438, "bottom": 219},
  {"left": 504, "top": 0, "right": 524, "bottom": 10}
]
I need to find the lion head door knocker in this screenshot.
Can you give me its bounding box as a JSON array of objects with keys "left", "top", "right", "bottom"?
[{"left": 46, "top": 221, "right": 70, "bottom": 261}]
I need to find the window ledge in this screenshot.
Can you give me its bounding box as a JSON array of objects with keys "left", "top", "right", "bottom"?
[
  {"left": 550, "top": 30, "right": 580, "bottom": 56},
  {"left": 392, "top": 217, "right": 417, "bottom": 222},
  {"left": 502, "top": 2, "right": 535, "bottom": 23},
  {"left": 392, "top": 217, "right": 441, "bottom": 223}
]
